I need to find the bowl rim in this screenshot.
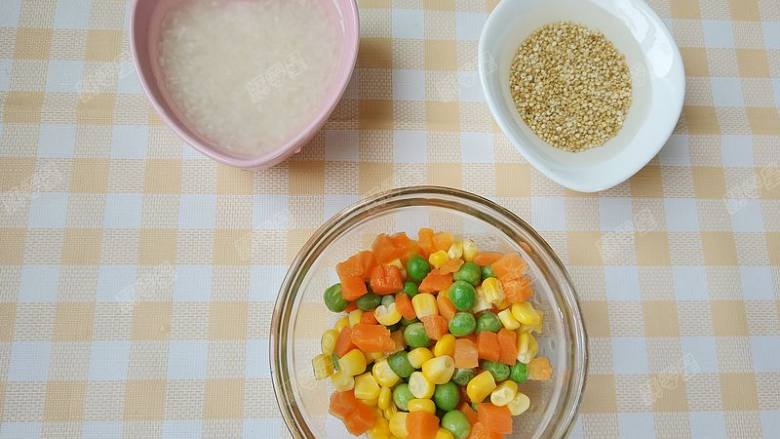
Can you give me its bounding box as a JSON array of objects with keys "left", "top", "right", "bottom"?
[
  {"left": 129, "top": 0, "right": 360, "bottom": 169},
  {"left": 270, "top": 186, "right": 589, "bottom": 438},
  {"left": 477, "top": 0, "right": 685, "bottom": 192}
]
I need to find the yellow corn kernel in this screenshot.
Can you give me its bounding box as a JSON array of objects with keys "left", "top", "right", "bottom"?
[
  {"left": 339, "top": 349, "right": 367, "bottom": 376},
  {"left": 490, "top": 380, "right": 518, "bottom": 406},
  {"left": 366, "top": 351, "right": 385, "bottom": 363},
  {"left": 435, "top": 428, "right": 455, "bottom": 439},
  {"left": 411, "top": 293, "right": 438, "bottom": 319},
  {"left": 312, "top": 353, "right": 334, "bottom": 380},
  {"left": 378, "top": 386, "right": 392, "bottom": 410},
  {"left": 408, "top": 371, "right": 435, "bottom": 399},
  {"left": 497, "top": 309, "right": 521, "bottom": 330},
  {"left": 335, "top": 316, "right": 349, "bottom": 332},
  {"left": 373, "top": 359, "right": 401, "bottom": 387},
  {"left": 433, "top": 334, "right": 455, "bottom": 357},
  {"left": 408, "top": 398, "right": 436, "bottom": 414},
  {"left": 390, "top": 330, "right": 405, "bottom": 353},
  {"left": 466, "top": 370, "right": 496, "bottom": 403},
  {"left": 355, "top": 372, "right": 381, "bottom": 401},
  {"left": 511, "top": 302, "right": 542, "bottom": 326},
  {"left": 388, "top": 258, "right": 404, "bottom": 270},
  {"left": 349, "top": 309, "right": 364, "bottom": 327},
  {"left": 389, "top": 412, "right": 409, "bottom": 439},
  {"left": 421, "top": 355, "right": 455, "bottom": 385},
  {"left": 321, "top": 329, "right": 339, "bottom": 355},
  {"left": 471, "top": 292, "right": 493, "bottom": 313},
  {"left": 507, "top": 392, "right": 531, "bottom": 416},
  {"left": 516, "top": 331, "right": 539, "bottom": 364},
  {"left": 428, "top": 250, "right": 449, "bottom": 269},
  {"left": 462, "top": 239, "right": 479, "bottom": 262},
  {"left": 447, "top": 241, "right": 463, "bottom": 260},
  {"left": 369, "top": 416, "right": 392, "bottom": 439},
  {"left": 383, "top": 403, "right": 398, "bottom": 421},
  {"left": 407, "top": 347, "right": 433, "bottom": 369},
  {"left": 330, "top": 369, "right": 355, "bottom": 391},
  {"left": 375, "top": 303, "right": 403, "bottom": 326},
  {"left": 479, "top": 277, "right": 505, "bottom": 305},
  {"left": 362, "top": 397, "right": 379, "bottom": 407}
]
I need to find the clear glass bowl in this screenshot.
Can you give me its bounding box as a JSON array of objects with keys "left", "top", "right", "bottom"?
[{"left": 271, "top": 186, "right": 588, "bottom": 438}]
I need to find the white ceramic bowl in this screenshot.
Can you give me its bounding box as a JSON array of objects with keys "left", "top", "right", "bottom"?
[{"left": 479, "top": 0, "right": 685, "bottom": 192}]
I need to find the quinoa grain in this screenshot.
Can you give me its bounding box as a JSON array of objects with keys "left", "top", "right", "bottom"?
[{"left": 509, "top": 22, "right": 632, "bottom": 152}]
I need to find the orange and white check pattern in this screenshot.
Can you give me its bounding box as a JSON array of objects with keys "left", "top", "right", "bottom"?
[{"left": 0, "top": 0, "right": 778, "bottom": 437}]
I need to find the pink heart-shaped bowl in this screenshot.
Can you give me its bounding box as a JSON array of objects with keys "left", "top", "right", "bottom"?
[{"left": 130, "top": 0, "right": 359, "bottom": 169}]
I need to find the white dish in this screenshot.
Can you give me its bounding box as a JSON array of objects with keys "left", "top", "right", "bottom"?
[{"left": 478, "top": 0, "right": 685, "bottom": 192}]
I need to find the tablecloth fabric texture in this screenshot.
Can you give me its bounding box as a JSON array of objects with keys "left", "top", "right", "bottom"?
[{"left": 0, "top": 0, "right": 779, "bottom": 437}]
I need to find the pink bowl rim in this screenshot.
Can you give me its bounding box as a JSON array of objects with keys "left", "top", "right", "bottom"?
[{"left": 129, "top": 0, "right": 360, "bottom": 169}]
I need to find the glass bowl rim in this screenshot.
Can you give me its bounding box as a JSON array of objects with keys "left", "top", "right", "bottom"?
[{"left": 270, "top": 185, "right": 588, "bottom": 438}]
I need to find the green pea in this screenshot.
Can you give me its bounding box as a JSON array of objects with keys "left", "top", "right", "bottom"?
[
  {"left": 388, "top": 351, "right": 414, "bottom": 378},
  {"left": 323, "top": 284, "right": 348, "bottom": 312},
  {"left": 441, "top": 410, "right": 471, "bottom": 439},
  {"left": 403, "top": 281, "right": 419, "bottom": 297},
  {"left": 480, "top": 360, "right": 510, "bottom": 382},
  {"left": 451, "top": 368, "right": 475, "bottom": 386},
  {"left": 393, "top": 383, "right": 415, "bottom": 411},
  {"left": 471, "top": 402, "right": 479, "bottom": 411},
  {"left": 403, "top": 322, "right": 430, "bottom": 348},
  {"left": 401, "top": 316, "right": 418, "bottom": 327},
  {"left": 448, "top": 281, "right": 476, "bottom": 311},
  {"left": 448, "top": 312, "right": 476, "bottom": 337},
  {"left": 482, "top": 265, "right": 495, "bottom": 279},
  {"left": 406, "top": 255, "right": 430, "bottom": 282},
  {"left": 356, "top": 292, "right": 381, "bottom": 311},
  {"left": 453, "top": 261, "right": 481, "bottom": 286},
  {"left": 433, "top": 381, "right": 460, "bottom": 411},
  {"left": 381, "top": 295, "right": 395, "bottom": 307},
  {"left": 476, "top": 312, "right": 502, "bottom": 333},
  {"left": 510, "top": 362, "right": 528, "bottom": 384}
]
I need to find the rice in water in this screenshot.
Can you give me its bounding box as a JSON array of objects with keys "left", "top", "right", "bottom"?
[{"left": 159, "top": 0, "right": 339, "bottom": 156}]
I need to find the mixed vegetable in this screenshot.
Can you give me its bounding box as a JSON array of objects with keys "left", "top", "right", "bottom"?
[{"left": 312, "top": 229, "right": 553, "bottom": 439}]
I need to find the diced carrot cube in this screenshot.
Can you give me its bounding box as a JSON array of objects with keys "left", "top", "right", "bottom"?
[
  {"left": 370, "top": 265, "right": 404, "bottom": 294},
  {"left": 439, "top": 258, "right": 465, "bottom": 274},
  {"left": 335, "top": 327, "right": 356, "bottom": 357},
  {"left": 351, "top": 323, "right": 394, "bottom": 353},
  {"left": 460, "top": 401, "right": 479, "bottom": 425},
  {"left": 372, "top": 234, "right": 400, "bottom": 264},
  {"left": 406, "top": 411, "right": 439, "bottom": 439},
  {"left": 503, "top": 277, "right": 533, "bottom": 303},
  {"left": 418, "top": 272, "right": 453, "bottom": 294},
  {"left": 418, "top": 228, "right": 435, "bottom": 257},
  {"left": 468, "top": 422, "right": 503, "bottom": 439},
  {"left": 360, "top": 311, "right": 378, "bottom": 325},
  {"left": 420, "top": 315, "right": 448, "bottom": 340},
  {"left": 454, "top": 338, "right": 479, "bottom": 369},
  {"left": 433, "top": 232, "right": 454, "bottom": 252},
  {"left": 491, "top": 253, "right": 526, "bottom": 281},
  {"left": 528, "top": 356, "right": 553, "bottom": 381},
  {"left": 329, "top": 390, "right": 358, "bottom": 419},
  {"left": 473, "top": 252, "right": 503, "bottom": 267},
  {"left": 344, "top": 400, "right": 376, "bottom": 435},
  {"left": 497, "top": 329, "right": 517, "bottom": 365},
  {"left": 341, "top": 276, "right": 368, "bottom": 301},
  {"left": 478, "top": 403, "right": 512, "bottom": 434},
  {"left": 337, "top": 251, "right": 377, "bottom": 281},
  {"left": 437, "top": 292, "right": 456, "bottom": 321},
  {"left": 396, "top": 292, "right": 417, "bottom": 320},
  {"left": 477, "top": 332, "right": 500, "bottom": 362}
]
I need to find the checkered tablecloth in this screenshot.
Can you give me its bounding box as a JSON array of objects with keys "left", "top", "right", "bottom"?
[{"left": 0, "top": 0, "right": 778, "bottom": 437}]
